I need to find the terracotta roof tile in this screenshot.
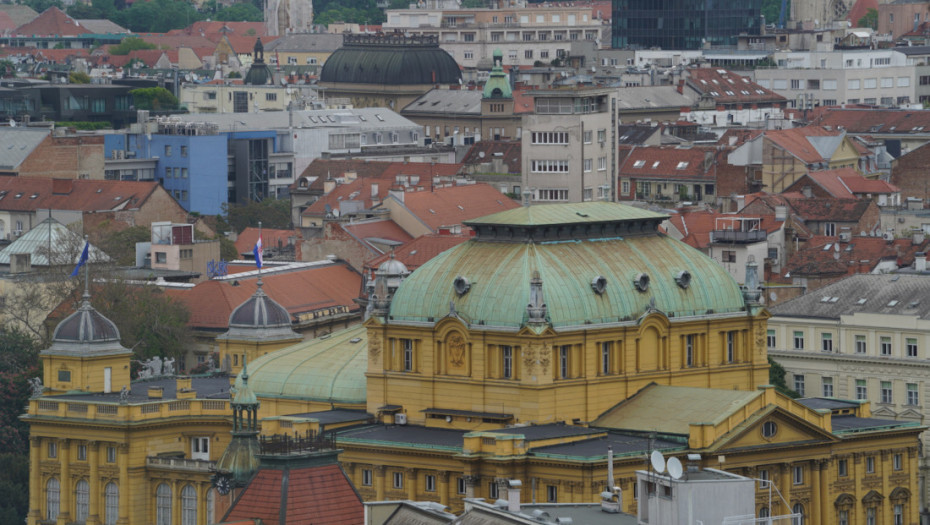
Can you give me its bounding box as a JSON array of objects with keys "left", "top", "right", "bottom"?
[
  {"left": 391, "top": 183, "right": 521, "bottom": 231},
  {"left": 342, "top": 219, "right": 413, "bottom": 246},
  {"left": 15, "top": 7, "right": 89, "bottom": 37},
  {"left": 785, "top": 236, "right": 930, "bottom": 277},
  {"left": 235, "top": 227, "right": 302, "bottom": 260},
  {"left": 617, "top": 145, "right": 715, "bottom": 181},
  {"left": 0, "top": 177, "right": 159, "bottom": 213},
  {"left": 784, "top": 196, "right": 873, "bottom": 222},
  {"left": 166, "top": 21, "right": 267, "bottom": 39},
  {"left": 167, "top": 263, "right": 362, "bottom": 330},
  {"left": 686, "top": 67, "right": 785, "bottom": 105},
  {"left": 793, "top": 168, "right": 898, "bottom": 199},
  {"left": 765, "top": 126, "right": 843, "bottom": 164},
  {"left": 667, "top": 209, "right": 784, "bottom": 250},
  {"left": 809, "top": 107, "right": 930, "bottom": 133},
  {"left": 0, "top": 11, "right": 17, "bottom": 33},
  {"left": 460, "top": 140, "right": 521, "bottom": 174},
  {"left": 365, "top": 232, "right": 470, "bottom": 271}
]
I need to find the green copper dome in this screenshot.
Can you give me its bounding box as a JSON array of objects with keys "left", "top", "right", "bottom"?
[
  {"left": 482, "top": 49, "right": 512, "bottom": 99},
  {"left": 388, "top": 202, "right": 748, "bottom": 330},
  {"left": 236, "top": 325, "right": 368, "bottom": 404}
]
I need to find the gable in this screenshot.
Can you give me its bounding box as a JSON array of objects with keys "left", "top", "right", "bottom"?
[{"left": 707, "top": 405, "right": 837, "bottom": 453}]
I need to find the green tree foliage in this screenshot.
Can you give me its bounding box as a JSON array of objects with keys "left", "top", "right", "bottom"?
[
  {"left": 92, "top": 281, "right": 193, "bottom": 362},
  {"left": 66, "top": 0, "right": 117, "bottom": 19},
  {"left": 18, "top": 0, "right": 63, "bottom": 14},
  {"left": 214, "top": 2, "right": 262, "bottom": 21},
  {"left": 0, "top": 453, "right": 30, "bottom": 524},
  {"left": 0, "top": 60, "right": 15, "bottom": 78},
  {"left": 56, "top": 121, "right": 113, "bottom": 130},
  {"left": 69, "top": 71, "right": 91, "bottom": 84},
  {"left": 0, "top": 329, "right": 39, "bottom": 455},
  {"left": 761, "top": 0, "right": 788, "bottom": 26},
  {"left": 313, "top": 0, "right": 383, "bottom": 25},
  {"left": 858, "top": 8, "right": 878, "bottom": 30},
  {"left": 130, "top": 87, "right": 179, "bottom": 110},
  {"left": 115, "top": 0, "right": 203, "bottom": 33},
  {"left": 768, "top": 356, "right": 800, "bottom": 398},
  {"left": 96, "top": 225, "right": 151, "bottom": 266},
  {"left": 109, "top": 36, "right": 158, "bottom": 56},
  {"left": 217, "top": 199, "right": 292, "bottom": 235}
]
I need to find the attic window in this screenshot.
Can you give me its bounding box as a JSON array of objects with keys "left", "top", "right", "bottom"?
[
  {"left": 888, "top": 300, "right": 900, "bottom": 307},
  {"left": 829, "top": 297, "right": 839, "bottom": 303},
  {"left": 710, "top": 91, "right": 719, "bottom": 96},
  {"left": 429, "top": 209, "right": 436, "bottom": 214},
  {"left": 822, "top": 243, "right": 833, "bottom": 251},
  {"left": 309, "top": 116, "right": 318, "bottom": 123},
  {"left": 375, "top": 114, "right": 384, "bottom": 121},
  {"left": 820, "top": 296, "right": 831, "bottom": 302},
  {"left": 651, "top": 161, "right": 660, "bottom": 168},
  {"left": 856, "top": 298, "right": 867, "bottom": 304},
  {"left": 14, "top": 193, "right": 22, "bottom": 198},
  {"left": 909, "top": 300, "right": 920, "bottom": 308},
  {"left": 676, "top": 161, "right": 689, "bottom": 169},
  {"left": 755, "top": 89, "right": 766, "bottom": 95},
  {"left": 716, "top": 69, "right": 726, "bottom": 74},
  {"left": 30, "top": 193, "right": 38, "bottom": 199},
  {"left": 633, "top": 160, "right": 645, "bottom": 168},
  {"left": 350, "top": 337, "right": 362, "bottom": 343},
  {"left": 725, "top": 91, "right": 735, "bottom": 96},
  {"left": 700, "top": 79, "right": 707, "bottom": 85},
  {"left": 359, "top": 115, "right": 366, "bottom": 121},
  {"left": 457, "top": 205, "right": 464, "bottom": 210},
  {"left": 741, "top": 90, "right": 750, "bottom": 95}
]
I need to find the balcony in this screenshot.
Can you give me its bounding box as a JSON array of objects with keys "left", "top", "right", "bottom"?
[
  {"left": 146, "top": 456, "right": 215, "bottom": 473},
  {"left": 712, "top": 230, "right": 767, "bottom": 243}
]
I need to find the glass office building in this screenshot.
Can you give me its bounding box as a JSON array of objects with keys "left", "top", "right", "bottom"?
[{"left": 612, "top": 0, "right": 762, "bottom": 50}]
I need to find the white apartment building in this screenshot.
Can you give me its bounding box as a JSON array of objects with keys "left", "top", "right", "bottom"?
[
  {"left": 382, "top": 5, "right": 606, "bottom": 68},
  {"left": 753, "top": 49, "right": 930, "bottom": 108},
  {"left": 768, "top": 272, "right": 930, "bottom": 509},
  {"left": 521, "top": 87, "right": 616, "bottom": 203}
]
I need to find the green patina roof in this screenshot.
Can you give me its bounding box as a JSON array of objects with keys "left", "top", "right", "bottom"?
[
  {"left": 236, "top": 324, "right": 367, "bottom": 404},
  {"left": 593, "top": 385, "right": 763, "bottom": 435},
  {"left": 390, "top": 204, "right": 745, "bottom": 329},
  {"left": 482, "top": 49, "right": 512, "bottom": 99},
  {"left": 465, "top": 201, "right": 668, "bottom": 227}
]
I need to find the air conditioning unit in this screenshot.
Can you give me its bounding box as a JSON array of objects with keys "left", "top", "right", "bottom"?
[
  {"left": 113, "top": 150, "right": 124, "bottom": 159},
  {"left": 839, "top": 232, "right": 851, "bottom": 242},
  {"left": 394, "top": 413, "right": 407, "bottom": 425}
]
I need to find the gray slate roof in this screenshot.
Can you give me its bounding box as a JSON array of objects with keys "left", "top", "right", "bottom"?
[
  {"left": 403, "top": 88, "right": 483, "bottom": 116},
  {"left": 75, "top": 19, "right": 128, "bottom": 34},
  {"left": 0, "top": 127, "right": 48, "bottom": 170},
  {"left": 769, "top": 273, "right": 930, "bottom": 320},
  {"left": 264, "top": 33, "right": 343, "bottom": 53},
  {"left": 616, "top": 85, "right": 694, "bottom": 111},
  {"left": 174, "top": 107, "right": 417, "bottom": 132}
]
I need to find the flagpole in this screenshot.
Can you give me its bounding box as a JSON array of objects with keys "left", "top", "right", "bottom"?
[
  {"left": 83, "top": 235, "right": 90, "bottom": 302},
  {"left": 257, "top": 221, "right": 262, "bottom": 287}
]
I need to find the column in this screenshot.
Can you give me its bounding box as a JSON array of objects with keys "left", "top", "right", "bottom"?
[
  {"left": 811, "top": 460, "right": 821, "bottom": 524},
  {"left": 464, "top": 475, "right": 479, "bottom": 499},
  {"left": 374, "top": 466, "right": 386, "bottom": 501},
  {"left": 28, "top": 437, "right": 41, "bottom": 525},
  {"left": 406, "top": 468, "right": 418, "bottom": 501},
  {"left": 173, "top": 480, "right": 182, "bottom": 525},
  {"left": 778, "top": 463, "right": 791, "bottom": 516},
  {"left": 58, "top": 439, "right": 71, "bottom": 525},
  {"left": 117, "top": 444, "right": 129, "bottom": 525},
  {"left": 196, "top": 483, "right": 207, "bottom": 525},
  {"left": 819, "top": 460, "right": 830, "bottom": 525},
  {"left": 438, "top": 472, "right": 450, "bottom": 508},
  {"left": 88, "top": 441, "right": 100, "bottom": 525}
]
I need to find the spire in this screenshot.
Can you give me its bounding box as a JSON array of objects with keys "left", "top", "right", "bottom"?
[
  {"left": 526, "top": 271, "right": 548, "bottom": 324},
  {"left": 214, "top": 357, "right": 261, "bottom": 492}
]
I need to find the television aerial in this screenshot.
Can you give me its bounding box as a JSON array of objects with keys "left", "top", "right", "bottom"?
[{"left": 650, "top": 450, "right": 666, "bottom": 473}]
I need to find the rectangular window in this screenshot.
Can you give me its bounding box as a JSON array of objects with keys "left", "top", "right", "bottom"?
[
  {"left": 894, "top": 453, "right": 902, "bottom": 470},
  {"left": 180, "top": 145, "right": 188, "bottom": 157},
  {"left": 107, "top": 446, "right": 116, "bottom": 463},
  {"left": 722, "top": 250, "right": 736, "bottom": 263},
  {"left": 838, "top": 458, "right": 848, "bottom": 477},
  {"left": 598, "top": 157, "right": 607, "bottom": 171},
  {"left": 530, "top": 160, "right": 569, "bottom": 173},
  {"left": 78, "top": 444, "right": 87, "bottom": 461},
  {"left": 265, "top": 93, "right": 277, "bottom": 102},
  {"left": 601, "top": 342, "right": 611, "bottom": 374},
  {"left": 759, "top": 469, "right": 769, "bottom": 487},
  {"left": 583, "top": 130, "right": 593, "bottom": 143},
  {"left": 547, "top": 485, "right": 558, "bottom": 503},
  {"left": 823, "top": 376, "right": 834, "bottom": 397},
  {"left": 767, "top": 330, "right": 775, "bottom": 349},
  {"left": 895, "top": 504, "right": 903, "bottom": 525},
  {"left": 855, "top": 335, "right": 866, "bottom": 354},
  {"left": 58, "top": 370, "right": 71, "bottom": 382},
  {"left": 794, "top": 374, "right": 805, "bottom": 396},
  {"left": 856, "top": 379, "right": 868, "bottom": 400},
  {"left": 489, "top": 482, "right": 499, "bottom": 499},
  {"left": 181, "top": 168, "right": 188, "bottom": 179},
  {"left": 457, "top": 478, "right": 467, "bottom": 494},
  {"left": 501, "top": 345, "right": 513, "bottom": 379},
  {"left": 164, "top": 145, "right": 172, "bottom": 157},
  {"left": 907, "top": 338, "right": 918, "bottom": 357},
  {"left": 727, "top": 331, "right": 735, "bottom": 363},
  {"left": 686, "top": 334, "right": 695, "bottom": 367},
  {"left": 49, "top": 442, "right": 58, "bottom": 458},
  {"left": 583, "top": 158, "right": 592, "bottom": 172},
  {"left": 866, "top": 456, "right": 875, "bottom": 473},
  {"left": 821, "top": 333, "right": 833, "bottom": 352},
  {"left": 559, "top": 345, "right": 569, "bottom": 378},
  {"left": 402, "top": 339, "right": 413, "bottom": 372},
  {"left": 393, "top": 472, "right": 404, "bottom": 489},
  {"left": 794, "top": 331, "right": 804, "bottom": 350},
  {"left": 362, "top": 469, "right": 372, "bottom": 486},
  {"left": 426, "top": 474, "right": 436, "bottom": 492},
  {"left": 907, "top": 383, "right": 920, "bottom": 405},
  {"left": 881, "top": 336, "right": 892, "bottom": 356},
  {"left": 524, "top": 50, "right": 533, "bottom": 59},
  {"left": 793, "top": 465, "right": 803, "bottom": 485},
  {"left": 881, "top": 381, "right": 893, "bottom": 403},
  {"left": 191, "top": 437, "right": 209, "bottom": 460},
  {"left": 824, "top": 223, "right": 836, "bottom": 236},
  {"left": 536, "top": 189, "right": 569, "bottom": 201}
]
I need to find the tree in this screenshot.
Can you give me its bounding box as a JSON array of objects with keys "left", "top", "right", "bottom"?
[
  {"left": 214, "top": 2, "right": 262, "bottom": 21},
  {"left": 95, "top": 225, "right": 151, "bottom": 266},
  {"left": 69, "top": 71, "right": 91, "bottom": 84},
  {"left": 217, "top": 199, "right": 292, "bottom": 235},
  {"left": 858, "top": 8, "right": 878, "bottom": 30},
  {"left": 19, "top": 0, "right": 63, "bottom": 14},
  {"left": 130, "top": 87, "right": 179, "bottom": 110},
  {"left": 768, "top": 356, "right": 799, "bottom": 398},
  {"left": 0, "top": 60, "right": 15, "bottom": 78},
  {"left": 761, "top": 0, "right": 788, "bottom": 26},
  {"left": 109, "top": 36, "right": 157, "bottom": 56}
]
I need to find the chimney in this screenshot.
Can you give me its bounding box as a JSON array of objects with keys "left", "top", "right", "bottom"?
[
  {"left": 506, "top": 480, "right": 521, "bottom": 513},
  {"left": 913, "top": 230, "right": 925, "bottom": 246},
  {"left": 52, "top": 178, "right": 74, "bottom": 195},
  {"left": 859, "top": 259, "right": 870, "bottom": 273},
  {"left": 917, "top": 252, "right": 927, "bottom": 272}
]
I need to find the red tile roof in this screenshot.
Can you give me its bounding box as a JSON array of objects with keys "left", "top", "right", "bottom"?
[
  {"left": 809, "top": 107, "right": 930, "bottom": 134},
  {"left": 785, "top": 235, "right": 930, "bottom": 276},
  {"left": 365, "top": 232, "right": 470, "bottom": 272},
  {"left": 35, "top": 47, "right": 90, "bottom": 62},
  {"left": 667, "top": 209, "right": 784, "bottom": 250},
  {"left": 15, "top": 7, "right": 89, "bottom": 37},
  {"left": 512, "top": 88, "right": 535, "bottom": 114},
  {"left": 783, "top": 196, "right": 874, "bottom": 222},
  {"left": 0, "top": 177, "right": 161, "bottom": 213},
  {"left": 799, "top": 168, "right": 898, "bottom": 198},
  {"left": 717, "top": 128, "right": 764, "bottom": 147},
  {"left": 167, "top": 21, "right": 267, "bottom": 39},
  {"left": 342, "top": 219, "right": 413, "bottom": 246},
  {"left": 765, "top": 126, "right": 843, "bottom": 164},
  {"left": 391, "top": 183, "right": 521, "bottom": 231},
  {"left": 224, "top": 35, "right": 277, "bottom": 54},
  {"left": 235, "top": 227, "right": 302, "bottom": 260},
  {"left": 0, "top": 11, "right": 17, "bottom": 33},
  {"left": 132, "top": 34, "right": 217, "bottom": 51},
  {"left": 617, "top": 145, "right": 715, "bottom": 181},
  {"left": 847, "top": 0, "right": 878, "bottom": 25},
  {"left": 460, "top": 140, "right": 521, "bottom": 174},
  {"left": 167, "top": 263, "right": 362, "bottom": 330},
  {"left": 224, "top": 463, "right": 363, "bottom": 525},
  {"left": 686, "top": 68, "right": 785, "bottom": 106}
]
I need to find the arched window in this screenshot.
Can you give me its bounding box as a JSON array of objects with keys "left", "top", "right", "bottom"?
[
  {"left": 206, "top": 488, "right": 215, "bottom": 524},
  {"left": 46, "top": 478, "right": 60, "bottom": 521},
  {"left": 104, "top": 482, "right": 119, "bottom": 525},
  {"left": 156, "top": 483, "right": 172, "bottom": 525},
  {"left": 759, "top": 506, "right": 770, "bottom": 518},
  {"left": 793, "top": 503, "right": 805, "bottom": 525},
  {"left": 181, "top": 485, "right": 197, "bottom": 525},
  {"left": 76, "top": 479, "right": 90, "bottom": 523}
]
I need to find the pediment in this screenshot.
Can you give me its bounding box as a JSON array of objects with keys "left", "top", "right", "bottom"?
[
  {"left": 871, "top": 406, "right": 898, "bottom": 419},
  {"left": 706, "top": 405, "right": 838, "bottom": 453}
]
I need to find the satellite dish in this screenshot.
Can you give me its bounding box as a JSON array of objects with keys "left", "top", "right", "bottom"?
[
  {"left": 667, "top": 457, "right": 683, "bottom": 479},
  {"left": 769, "top": 291, "right": 777, "bottom": 301},
  {"left": 833, "top": 251, "right": 840, "bottom": 260},
  {"left": 650, "top": 450, "right": 666, "bottom": 473},
  {"left": 835, "top": 243, "right": 840, "bottom": 252}
]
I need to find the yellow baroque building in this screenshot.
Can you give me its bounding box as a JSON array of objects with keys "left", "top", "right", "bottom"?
[{"left": 24, "top": 202, "right": 926, "bottom": 525}]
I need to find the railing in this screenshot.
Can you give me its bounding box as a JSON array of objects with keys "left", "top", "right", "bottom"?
[
  {"left": 712, "top": 230, "right": 768, "bottom": 243},
  {"left": 259, "top": 431, "right": 336, "bottom": 455},
  {"left": 29, "top": 399, "right": 229, "bottom": 421},
  {"left": 146, "top": 456, "right": 215, "bottom": 472}
]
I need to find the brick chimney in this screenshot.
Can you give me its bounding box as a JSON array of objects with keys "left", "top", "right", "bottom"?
[{"left": 51, "top": 178, "right": 73, "bottom": 195}]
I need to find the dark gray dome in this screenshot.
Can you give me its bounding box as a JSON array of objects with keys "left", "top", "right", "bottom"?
[
  {"left": 228, "top": 285, "right": 292, "bottom": 329},
  {"left": 53, "top": 300, "right": 120, "bottom": 343},
  {"left": 320, "top": 34, "right": 461, "bottom": 85}
]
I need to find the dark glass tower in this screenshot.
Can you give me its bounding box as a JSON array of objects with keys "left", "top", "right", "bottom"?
[{"left": 612, "top": 0, "right": 762, "bottom": 50}]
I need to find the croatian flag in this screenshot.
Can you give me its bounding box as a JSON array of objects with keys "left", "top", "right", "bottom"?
[
  {"left": 253, "top": 235, "right": 263, "bottom": 269},
  {"left": 70, "top": 242, "right": 89, "bottom": 277}
]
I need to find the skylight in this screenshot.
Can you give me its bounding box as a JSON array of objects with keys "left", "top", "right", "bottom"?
[{"left": 633, "top": 160, "right": 645, "bottom": 168}]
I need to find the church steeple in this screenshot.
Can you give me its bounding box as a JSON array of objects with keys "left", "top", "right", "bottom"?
[{"left": 213, "top": 359, "right": 261, "bottom": 494}]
